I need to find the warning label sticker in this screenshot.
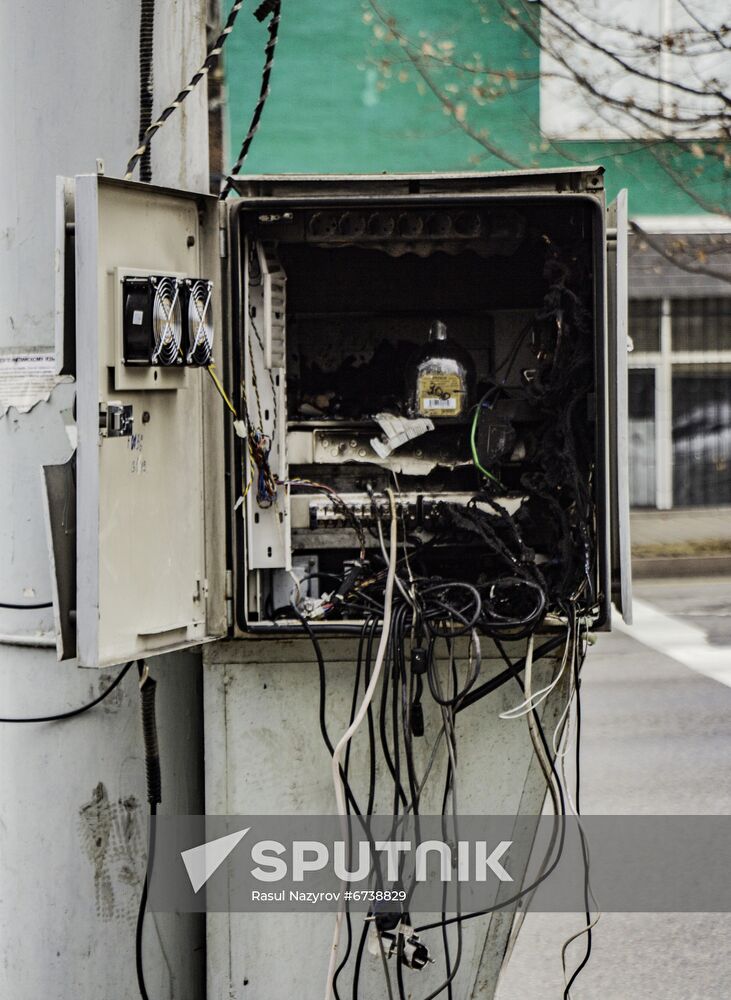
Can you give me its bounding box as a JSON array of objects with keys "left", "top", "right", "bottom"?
[{"left": 417, "top": 373, "right": 464, "bottom": 417}]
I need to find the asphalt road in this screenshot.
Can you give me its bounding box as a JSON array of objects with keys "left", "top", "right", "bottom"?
[{"left": 496, "top": 576, "right": 731, "bottom": 1000}]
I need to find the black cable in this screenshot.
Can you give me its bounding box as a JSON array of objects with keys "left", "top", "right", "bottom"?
[
  {"left": 351, "top": 919, "right": 370, "bottom": 1000},
  {"left": 136, "top": 800, "right": 157, "bottom": 1000},
  {"left": 125, "top": 0, "right": 246, "bottom": 179},
  {"left": 440, "top": 759, "right": 455, "bottom": 1000},
  {"left": 0, "top": 599, "right": 52, "bottom": 609},
  {"left": 429, "top": 705, "right": 463, "bottom": 1000},
  {"left": 456, "top": 634, "right": 566, "bottom": 713},
  {"left": 364, "top": 616, "right": 379, "bottom": 816},
  {"left": 414, "top": 673, "right": 567, "bottom": 933},
  {"left": 564, "top": 620, "right": 593, "bottom": 998},
  {"left": 334, "top": 619, "right": 370, "bottom": 1000},
  {"left": 395, "top": 936, "right": 407, "bottom": 1000},
  {"left": 136, "top": 661, "right": 162, "bottom": 1000},
  {"left": 378, "top": 622, "right": 408, "bottom": 810},
  {"left": 220, "top": 0, "right": 283, "bottom": 199},
  {"left": 293, "top": 609, "right": 365, "bottom": 818},
  {"left": 0, "top": 660, "right": 134, "bottom": 723},
  {"left": 426, "top": 630, "right": 481, "bottom": 709},
  {"left": 137, "top": 0, "right": 155, "bottom": 182}
]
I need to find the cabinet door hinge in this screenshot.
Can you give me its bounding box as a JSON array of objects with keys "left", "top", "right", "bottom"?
[{"left": 225, "top": 568, "right": 234, "bottom": 628}]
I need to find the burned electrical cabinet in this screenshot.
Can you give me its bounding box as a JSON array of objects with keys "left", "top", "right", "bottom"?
[
  {"left": 55, "top": 167, "right": 631, "bottom": 667},
  {"left": 228, "top": 171, "right": 631, "bottom": 636}
]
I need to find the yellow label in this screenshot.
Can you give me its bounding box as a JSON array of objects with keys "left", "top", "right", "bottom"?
[{"left": 417, "top": 373, "right": 464, "bottom": 417}]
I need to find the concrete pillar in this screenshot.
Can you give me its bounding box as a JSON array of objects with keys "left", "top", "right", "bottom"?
[{"left": 0, "top": 2, "right": 210, "bottom": 997}]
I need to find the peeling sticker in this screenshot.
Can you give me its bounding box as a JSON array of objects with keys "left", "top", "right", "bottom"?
[
  {"left": 60, "top": 407, "right": 77, "bottom": 451},
  {"left": 0, "top": 353, "right": 73, "bottom": 417}
]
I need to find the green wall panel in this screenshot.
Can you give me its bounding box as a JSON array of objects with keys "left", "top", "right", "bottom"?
[{"left": 224, "top": 0, "right": 728, "bottom": 216}]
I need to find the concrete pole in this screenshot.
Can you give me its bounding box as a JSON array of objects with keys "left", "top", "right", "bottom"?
[{"left": 0, "top": 2, "right": 210, "bottom": 997}]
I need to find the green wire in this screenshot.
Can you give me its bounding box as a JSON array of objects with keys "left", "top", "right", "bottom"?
[{"left": 470, "top": 391, "right": 504, "bottom": 488}]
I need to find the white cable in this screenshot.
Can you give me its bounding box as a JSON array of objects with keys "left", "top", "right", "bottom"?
[
  {"left": 324, "top": 489, "right": 398, "bottom": 1000},
  {"left": 288, "top": 569, "right": 303, "bottom": 609},
  {"left": 499, "top": 622, "right": 572, "bottom": 720},
  {"left": 553, "top": 621, "right": 601, "bottom": 992},
  {"left": 522, "top": 635, "right": 561, "bottom": 817}
]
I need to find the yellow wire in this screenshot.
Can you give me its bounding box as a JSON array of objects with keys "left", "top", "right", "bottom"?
[
  {"left": 206, "top": 363, "right": 237, "bottom": 417},
  {"left": 205, "top": 363, "right": 277, "bottom": 507}
]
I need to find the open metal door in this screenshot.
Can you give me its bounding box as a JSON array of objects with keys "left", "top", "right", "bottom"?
[
  {"left": 74, "top": 175, "right": 227, "bottom": 667},
  {"left": 607, "top": 188, "right": 633, "bottom": 624}
]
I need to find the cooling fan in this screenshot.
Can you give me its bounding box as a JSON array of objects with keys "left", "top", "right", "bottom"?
[
  {"left": 184, "top": 279, "right": 214, "bottom": 366},
  {"left": 122, "top": 275, "right": 183, "bottom": 366},
  {"left": 151, "top": 276, "right": 183, "bottom": 365},
  {"left": 122, "top": 274, "right": 215, "bottom": 368}
]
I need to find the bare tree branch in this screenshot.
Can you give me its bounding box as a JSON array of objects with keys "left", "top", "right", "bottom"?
[
  {"left": 629, "top": 221, "right": 731, "bottom": 285},
  {"left": 367, "top": 0, "right": 524, "bottom": 168},
  {"left": 364, "top": 0, "right": 731, "bottom": 281}
]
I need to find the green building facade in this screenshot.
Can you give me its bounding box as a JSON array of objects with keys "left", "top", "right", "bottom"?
[{"left": 224, "top": 0, "right": 731, "bottom": 511}]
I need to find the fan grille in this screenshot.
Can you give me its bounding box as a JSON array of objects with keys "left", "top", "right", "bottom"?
[
  {"left": 186, "top": 279, "right": 214, "bottom": 365},
  {"left": 151, "top": 277, "right": 182, "bottom": 366}
]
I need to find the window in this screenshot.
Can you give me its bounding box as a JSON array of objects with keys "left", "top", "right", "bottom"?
[
  {"left": 628, "top": 369, "right": 656, "bottom": 507},
  {"left": 672, "top": 371, "right": 731, "bottom": 507},
  {"left": 629, "top": 299, "right": 661, "bottom": 352},
  {"left": 627, "top": 295, "right": 731, "bottom": 509},
  {"left": 671, "top": 298, "right": 731, "bottom": 352},
  {"left": 539, "top": 0, "right": 730, "bottom": 141}
]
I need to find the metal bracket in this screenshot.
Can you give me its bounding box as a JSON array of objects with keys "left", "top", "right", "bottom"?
[{"left": 99, "top": 402, "right": 134, "bottom": 438}]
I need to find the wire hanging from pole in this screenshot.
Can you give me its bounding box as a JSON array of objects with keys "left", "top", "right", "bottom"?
[
  {"left": 137, "top": 0, "right": 155, "bottom": 182},
  {"left": 219, "top": 0, "right": 282, "bottom": 200},
  {"left": 124, "top": 0, "right": 246, "bottom": 180}
]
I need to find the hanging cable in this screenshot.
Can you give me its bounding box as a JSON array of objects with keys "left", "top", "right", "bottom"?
[
  {"left": 124, "top": 0, "right": 246, "bottom": 180},
  {"left": 137, "top": 0, "right": 155, "bottom": 182},
  {"left": 561, "top": 618, "right": 596, "bottom": 998},
  {"left": 325, "top": 489, "right": 398, "bottom": 1000},
  {"left": 0, "top": 661, "right": 134, "bottom": 723},
  {"left": 414, "top": 661, "right": 568, "bottom": 934},
  {"left": 0, "top": 599, "right": 52, "bottom": 609},
  {"left": 136, "top": 660, "right": 162, "bottom": 1000},
  {"left": 220, "top": 0, "right": 282, "bottom": 199}
]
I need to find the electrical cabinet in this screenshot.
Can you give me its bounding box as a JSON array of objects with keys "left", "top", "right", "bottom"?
[{"left": 54, "top": 168, "right": 631, "bottom": 667}]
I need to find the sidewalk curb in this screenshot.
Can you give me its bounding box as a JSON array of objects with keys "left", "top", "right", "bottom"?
[{"left": 633, "top": 555, "right": 731, "bottom": 579}]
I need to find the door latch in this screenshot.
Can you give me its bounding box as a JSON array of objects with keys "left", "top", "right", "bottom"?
[{"left": 99, "top": 402, "right": 134, "bottom": 438}]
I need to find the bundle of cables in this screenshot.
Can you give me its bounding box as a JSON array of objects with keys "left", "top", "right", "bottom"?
[{"left": 285, "top": 485, "right": 594, "bottom": 1000}]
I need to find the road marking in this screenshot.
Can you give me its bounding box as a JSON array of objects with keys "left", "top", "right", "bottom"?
[{"left": 615, "top": 598, "right": 731, "bottom": 689}]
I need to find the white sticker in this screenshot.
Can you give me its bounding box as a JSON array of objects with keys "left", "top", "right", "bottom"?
[
  {"left": 0, "top": 353, "right": 72, "bottom": 416},
  {"left": 423, "top": 397, "right": 457, "bottom": 411},
  {"left": 370, "top": 413, "right": 434, "bottom": 458},
  {"left": 132, "top": 309, "right": 144, "bottom": 325}
]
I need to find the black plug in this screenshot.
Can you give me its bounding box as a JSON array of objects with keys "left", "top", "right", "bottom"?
[
  {"left": 335, "top": 559, "right": 369, "bottom": 601},
  {"left": 411, "top": 647, "right": 428, "bottom": 675},
  {"left": 410, "top": 701, "right": 424, "bottom": 738}
]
